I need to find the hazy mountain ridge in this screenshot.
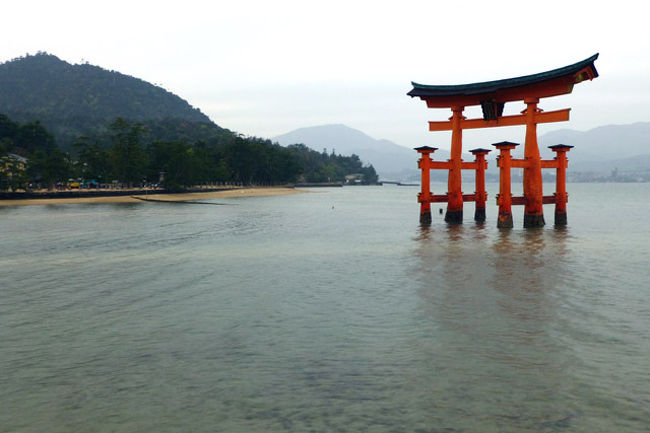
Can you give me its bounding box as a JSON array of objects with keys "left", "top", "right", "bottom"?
[
  {"left": 273, "top": 124, "right": 449, "bottom": 179},
  {"left": 538, "top": 122, "right": 650, "bottom": 180},
  {"left": 0, "top": 53, "right": 220, "bottom": 149},
  {"left": 274, "top": 122, "right": 650, "bottom": 181},
  {"left": 539, "top": 122, "right": 650, "bottom": 161}
]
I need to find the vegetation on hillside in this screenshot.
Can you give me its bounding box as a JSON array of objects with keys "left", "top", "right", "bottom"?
[
  {"left": 0, "top": 52, "right": 216, "bottom": 150},
  {"left": 1, "top": 115, "right": 378, "bottom": 191},
  {"left": 287, "top": 144, "right": 378, "bottom": 183}
]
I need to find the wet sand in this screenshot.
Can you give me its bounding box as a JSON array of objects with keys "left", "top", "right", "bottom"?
[{"left": 0, "top": 187, "right": 307, "bottom": 206}]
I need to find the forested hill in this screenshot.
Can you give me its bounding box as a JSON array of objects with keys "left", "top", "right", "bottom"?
[
  {"left": 0, "top": 53, "right": 379, "bottom": 190},
  {"left": 0, "top": 52, "right": 223, "bottom": 150}
]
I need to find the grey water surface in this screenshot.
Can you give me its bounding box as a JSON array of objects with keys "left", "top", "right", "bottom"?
[{"left": 1, "top": 183, "right": 648, "bottom": 432}]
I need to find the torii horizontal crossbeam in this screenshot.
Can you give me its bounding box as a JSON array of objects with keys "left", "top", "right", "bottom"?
[{"left": 428, "top": 108, "right": 570, "bottom": 131}]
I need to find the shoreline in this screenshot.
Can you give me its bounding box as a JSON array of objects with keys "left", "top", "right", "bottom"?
[{"left": 0, "top": 187, "right": 307, "bottom": 206}]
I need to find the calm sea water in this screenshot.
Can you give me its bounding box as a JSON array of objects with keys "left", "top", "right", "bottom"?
[{"left": 1, "top": 183, "right": 648, "bottom": 433}]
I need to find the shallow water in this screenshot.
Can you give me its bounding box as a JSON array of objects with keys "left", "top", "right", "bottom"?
[{"left": 1, "top": 183, "right": 648, "bottom": 432}]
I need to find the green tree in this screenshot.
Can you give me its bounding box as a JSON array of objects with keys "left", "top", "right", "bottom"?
[
  {"left": 0, "top": 114, "right": 19, "bottom": 141},
  {"left": 108, "top": 118, "right": 147, "bottom": 186},
  {"left": 0, "top": 141, "right": 10, "bottom": 190},
  {"left": 72, "top": 136, "right": 109, "bottom": 183},
  {"left": 285, "top": 143, "right": 378, "bottom": 184},
  {"left": 220, "top": 137, "right": 259, "bottom": 184},
  {"left": 0, "top": 114, "right": 72, "bottom": 189},
  {"left": 27, "top": 148, "right": 70, "bottom": 188},
  {"left": 217, "top": 137, "right": 301, "bottom": 185},
  {"left": 147, "top": 141, "right": 201, "bottom": 190},
  {"left": 15, "top": 121, "right": 56, "bottom": 155},
  {"left": 212, "top": 159, "right": 230, "bottom": 182}
]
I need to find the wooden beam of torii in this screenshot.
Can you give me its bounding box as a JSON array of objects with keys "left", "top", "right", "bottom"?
[
  {"left": 428, "top": 108, "right": 570, "bottom": 131},
  {"left": 408, "top": 54, "right": 598, "bottom": 227}
]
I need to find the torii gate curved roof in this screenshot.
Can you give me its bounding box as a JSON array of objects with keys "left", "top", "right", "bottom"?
[{"left": 408, "top": 54, "right": 599, "bottom": 109}]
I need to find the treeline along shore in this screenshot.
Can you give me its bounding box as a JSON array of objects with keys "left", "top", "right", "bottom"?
[{"left": 1, "top": 114, "right": 379, "bottom": 197}]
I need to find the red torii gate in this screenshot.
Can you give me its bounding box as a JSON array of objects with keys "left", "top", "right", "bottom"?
[{"left": 408, "top": 54, "right": 598, "bottom": 227}]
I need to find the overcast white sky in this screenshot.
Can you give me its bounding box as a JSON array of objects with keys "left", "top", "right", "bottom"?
[{"left": 3, "top": 0, "right": 650, "bottom": 150}]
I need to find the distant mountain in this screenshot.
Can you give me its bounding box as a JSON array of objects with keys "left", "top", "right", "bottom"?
[
  {"left": 274, "top": 122, "right": 650, "bottom": 181},
  {"left": 0, "top": 52, "right": 227, "bottom": 150},
  {"left": 539, "top": 122, "right": 650, "bottom": 161},
  {"left": 538, "top": 122, "right": 650, "bottom": 179},
  {"left": 273, "top": 124, "right": 450, "bottom": 180}
]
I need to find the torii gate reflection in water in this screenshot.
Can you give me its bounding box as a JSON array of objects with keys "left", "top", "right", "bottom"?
[{"left": 408, "top": 54, "right": 598, "bottom": 228}]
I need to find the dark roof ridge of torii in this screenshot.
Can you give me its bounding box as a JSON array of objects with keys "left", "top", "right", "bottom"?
[{"left": 407, "top": 53, "right": 599, "bottom": 102}]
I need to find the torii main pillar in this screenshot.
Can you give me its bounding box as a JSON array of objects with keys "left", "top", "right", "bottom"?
[
  {"left": 446, "top": 106, "right": 465, "bottom": 223},
  {"left": 408, "top": 54, "right": 598, "bottom": 227},
  {"left": 522, "top": 97, "right": 545, "bottom": 227}
]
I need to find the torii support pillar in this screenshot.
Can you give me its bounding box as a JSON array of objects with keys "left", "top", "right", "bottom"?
[
  {"left": 549, "top": 144, "right": 573, "bottom": 226},
  {"left": 470, "top": 148, "right": 491, "bottom": 222},
  {"left": 415, "top": 146, "right": 437, "bottom": 224},
  {"left": 523, "top": 98, "right": 545, "bottom": 228},
  {"left": 446, "top": 106, "right": 465, "bottom": 224},
  {"left": 493, "top": 141, "right": 519, "bottom": 228}
]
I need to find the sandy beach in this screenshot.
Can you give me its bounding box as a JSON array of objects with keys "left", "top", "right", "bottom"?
[{"left": 0, "top": 187, "right": 307, "bottom": 206}]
